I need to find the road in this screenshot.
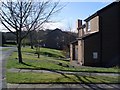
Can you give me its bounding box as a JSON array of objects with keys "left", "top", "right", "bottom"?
[{"left": 0, "top": 47, "right": 16, "bottom": 90}]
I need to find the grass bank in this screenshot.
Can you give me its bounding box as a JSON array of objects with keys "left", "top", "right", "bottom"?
[
  {"left": 6, "top": 47, "right": 120, "bottom": 83},
  {"left": 7, "top": 47, "right": 120, "bottom": 73}
]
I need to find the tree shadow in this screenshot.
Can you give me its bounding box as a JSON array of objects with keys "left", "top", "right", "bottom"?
[
  {"left": 20, "top": 62, "right": 38, "bottom": 69},
  {"left": 20, "top": 62, "right": 33, "bottom": 67},
  {"left": 57, "top": 58, "right": 70, "bottom": 62},
  {"left": 89, "top": 76, "right": 106, "bottom": 83},
  {"left": 39, "top": 68, "right": 80, "bottom": 85},
  {"left": 16, "top": 63, "right": 119, "bottom": 89},
  {"left": 17, "top": 61, "right": 120, "bottom": 89},
  {"left": 103, "top": 84, "right": 120, "bottom": 89},
  {"left": 57, "top": 62, "right": 74, "bottom": 68},
  {"left": 74, "top": 74, "right": 107, "bottom": 90}
]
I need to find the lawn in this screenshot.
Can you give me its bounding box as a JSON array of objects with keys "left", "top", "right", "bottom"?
[
  {"left": 2, "top": 48, "right": 12, "bottom": 51},
  {"left": 7, "top": 72, "right": 119, "bottom": 84},
  {"left": 7, "top": 47, "right": 120, "bottom": 73},
  {"left": 6, "top": 46, "right": 120, "bottom": 84}
]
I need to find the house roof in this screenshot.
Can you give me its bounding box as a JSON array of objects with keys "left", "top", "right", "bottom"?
[
  {"left": 70, "top": 40, "right": 78, "bottom": 44},
  {"left": 77, "top": 31, "right": 99, "bottom": 40},
  {"left": 70, "top": 31, "right": 99, "bottom": 44},
  {"left": 84, "top": 1, "right": 119, "bottom": 21},
  {"left": 70, "top": 1, "right": 119, "bottom": 45}
]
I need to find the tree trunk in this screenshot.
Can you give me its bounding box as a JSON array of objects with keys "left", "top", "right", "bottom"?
[
  {"left": 37, "top": 53, "right": 40, "bottom": 58},
  {"left": 31, "top": 45, "right": 34, "bottom": 49},
  {"left": 30, "top": 32, "right": 34, "bottom": 49},
  {"left": 16, "top": 31, "right": 23, "bottom": 63},
  {"left": 18, "top": 39, "right": 23, "bottom": 63},
  {"left": 17, "top": 2, "right": 23, "bottom": 63},
  {"left": 37, "top": 46, "right": 40, "bottom": 58},
  {"left": 30, "top": 42, "right": 34, "bottom": 49}
]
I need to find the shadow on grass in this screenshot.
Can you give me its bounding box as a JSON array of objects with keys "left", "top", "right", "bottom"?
[
  {"left": 57, "top": 62, "right": 73, "bottom": 68},
  {"left": 72, "top": 75, "right": 119, "bottom": 90},
  {"left": 16, "top": 62, "right": 119, "bottom": 89},
  {"left": 57, "top": 58, "right": 70, "bottom": 62},
  {"left": 21, "top": 62, "right": 34, "bottom": 67},
  {"left": 19, "top": 62, "right": 120, "bottom": 74},
  {"left": 39, "top": 52, "right": 64, "bottom": 58}
]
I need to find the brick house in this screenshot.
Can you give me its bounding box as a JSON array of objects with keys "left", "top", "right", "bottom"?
[{"left": 70, "top": 2, "right": 120, "bottom": 67}]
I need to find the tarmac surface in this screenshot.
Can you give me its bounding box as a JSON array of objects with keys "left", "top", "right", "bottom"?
[{"left": 0, "top": 47, "right": 16, "bottom": 90}]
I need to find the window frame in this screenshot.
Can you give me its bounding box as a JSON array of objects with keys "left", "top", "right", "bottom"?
[
  {"left": 93, "top": 52, "right": 98, "bottom": 59},
  {"left": 87, "top": 21, "right": 91, "bottom": 31}
]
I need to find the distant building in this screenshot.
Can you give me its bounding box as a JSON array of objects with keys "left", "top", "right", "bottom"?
[{"left": 70, "top": 2, "right": 120, "bottom": 67}]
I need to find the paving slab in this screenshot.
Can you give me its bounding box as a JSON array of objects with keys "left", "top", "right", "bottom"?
[
  {"left": 7, "top": 84, "right": 19, "bottom": 88},
  {"left": 7, "top": 83, "right": 120, "bottom": 90},
  {"left": 34, "top": 84, "right": 52, "bottom": 88},
  {"left": 17, "top": 84, "right": 35, "bottom": 88},
  {"left": 20, "top": 69, "right": 32, "bottom": 72},
  {"left": 7, "top": 68, "right": 21, "bottom": 72},
  {"left": 110, "top": 84, "right": 120, "bottom": 88}
]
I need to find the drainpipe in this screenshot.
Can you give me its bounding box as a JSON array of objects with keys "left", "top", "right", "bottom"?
[
  {"left": 100, "top": 16, "right": 103, "bottom": 67},
  {"left": 70, "top": 44, "right": 73, "bottom": 63}
]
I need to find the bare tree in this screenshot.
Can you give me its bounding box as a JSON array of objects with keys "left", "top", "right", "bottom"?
[
  {"left": 0, "top": 0, "right": 62, "bottom": 63},
  {"left": 67, "top": 22, "right": 72, "bottom": 44},
  {"left": 62, "top": 22, "right": 73, "bottom": 58}
]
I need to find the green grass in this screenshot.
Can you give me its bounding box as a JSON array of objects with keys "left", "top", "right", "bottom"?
[
  {"left": 7, "top": 52, "right": 69, "bottom": 70},
  {"left": 3, "top": 44, "right": 16, "bottom": 47},
  {"left": 2, "top": 48, "right": 11, "bottom": 51},
  {"left": 6, "top": 47, "right": 120, "bottom": 84},
  {"left": 7, "top": 47, "right": 120, "bottom": 73},
  {"left": 22, "top": 47, "right": 65, "bottom": 58},
  {"left": 6, "top": 72, "right": 119, "bottom": 84}
]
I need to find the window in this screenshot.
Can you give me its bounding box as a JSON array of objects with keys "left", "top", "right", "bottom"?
[
  {"left": 83, "top": 27, "right": 86, "bottom": 34},
  {"left": 87, "top": 21, "right": 91, "bottom": 31},
  {"left": 93, "top": 52, "right": 98, "bottom": 59},
  {"left": 82, "top": 24, "right": 86, "bottom": 34}
]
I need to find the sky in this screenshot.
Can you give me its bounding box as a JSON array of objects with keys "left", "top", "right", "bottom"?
[
  {"left": 0, "top": 0, "right": 114, "bottom": 32},
  {"left": 44, "top": 1, "right": 112, "bottom": 32}
]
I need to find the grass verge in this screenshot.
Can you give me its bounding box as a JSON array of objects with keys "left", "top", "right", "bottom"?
[
  {"left": 2, "top": 48, "right": 11, "bottom": 51},
  {"left": 7, "top": 48, "right": 120, "bottom": 73},
  {"left": 6, "top": 72, "right": 119, "bottom": 84}
]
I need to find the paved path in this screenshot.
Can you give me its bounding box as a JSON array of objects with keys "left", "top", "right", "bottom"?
[
  {"left": 0, "top": 47, "right": 16, "bottom": 90},
  {"left": 7, "top": 68, "right": 120, "bottom": 77},
  {"left": 7, "top": 83, "right": 120, "bottom": 89}
]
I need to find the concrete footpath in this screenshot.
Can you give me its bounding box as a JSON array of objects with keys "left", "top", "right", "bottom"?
[
  {"left": 7, "top": 68, "right": 120, "bottom": 77},
  {"left": 7, "top": 83, "right": 120, "bottom": 90},
  {"left": 0, "top": 47, "right": 16, "bottom": 90},
  {"left": 6, "top": 68, "right": 120, "bottom": 89},
  {"left": 7, "top": 68, "right": 120, "bottom": 89}
]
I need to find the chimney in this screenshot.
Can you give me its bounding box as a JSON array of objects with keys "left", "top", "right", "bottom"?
[
  {"left": 77, "top": 19, "right": 82, "bottom": 29},
  {"left": 77, "top": 19, "right": 83, "bottom": 37}
]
